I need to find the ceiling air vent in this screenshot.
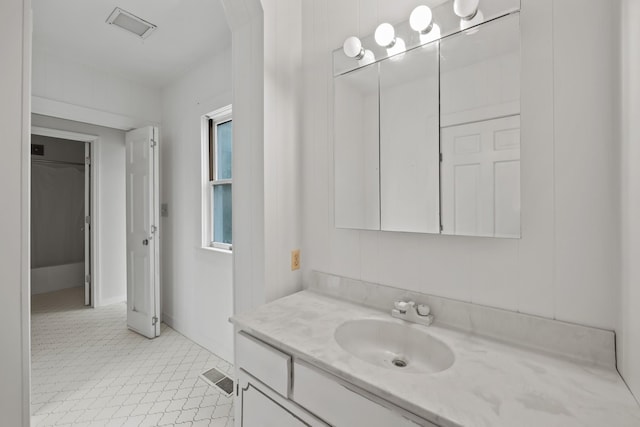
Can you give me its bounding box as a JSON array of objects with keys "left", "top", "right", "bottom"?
[{"left": 106, "top": 7, "right": 157, "bottom": 39}]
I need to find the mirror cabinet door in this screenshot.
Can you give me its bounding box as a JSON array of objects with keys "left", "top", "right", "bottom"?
[
  {"left": 440, "top": 14, "right": 521, "bottom": 238},
  {"left": 334, "top": 64, "right": 380, "bottom": 230},
  {"left": 379, "top": 43, "right": 440, "bottom": 233}
]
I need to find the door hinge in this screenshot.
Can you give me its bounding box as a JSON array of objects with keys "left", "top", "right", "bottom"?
[
  {"left": 85, "top": 215, "right": 91, "bottom": 225},
  {"left": 85, "top": 156, "right": 91, "bottom": 166},
  {"left": 85, "top": 274, "right": 91, "bottom": 284},
  {"left": 440, "top": 224, "right": 444, "bottom": 232},
  {"left": 236, "top": 383, "right": 239, "bottom": 396},
  {"left": 151, "top": 225, "right": 157, "bottom": 234},
  {"left": 152, "top": 316, "right": 158, "bottom": 326},
  {"left": 150, "top": 139, "right": 157, "bottom": 148},
  {"left": 439, "top": 152, "right": 443, "bottom": 162}
]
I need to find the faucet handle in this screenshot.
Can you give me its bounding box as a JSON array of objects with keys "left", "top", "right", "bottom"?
[
  {"left": 417, "top": 304, "right": 431, "bottom": 316},
  {"left": 394, "top": 301, "right": 415, "bottom": 312}
]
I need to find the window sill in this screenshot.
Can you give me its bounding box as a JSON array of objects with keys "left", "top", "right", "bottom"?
[{"left": 200, "top": 246, "right": 232, "bottom": 255}]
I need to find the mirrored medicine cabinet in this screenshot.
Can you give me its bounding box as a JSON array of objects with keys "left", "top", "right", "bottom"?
[{"left": 334, "top": 0, "right": 521, "bottom": 238}]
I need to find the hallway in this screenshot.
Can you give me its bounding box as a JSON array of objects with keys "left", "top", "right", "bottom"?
[{"left": 31, "top": 288, "right": 234, "bottom": 427}]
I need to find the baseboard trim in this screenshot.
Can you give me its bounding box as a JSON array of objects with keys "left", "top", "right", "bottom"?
[{"left": 162, "top": 312, "right": 233, "bottom": 364}]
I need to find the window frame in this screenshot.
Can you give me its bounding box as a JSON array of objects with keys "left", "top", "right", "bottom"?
[{"left": 202, "top": 105, "right": 233, "bottom": 252}]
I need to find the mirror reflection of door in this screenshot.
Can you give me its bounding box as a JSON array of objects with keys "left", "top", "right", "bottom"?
[
  {"left": 440, "top": 13, "right": 521, "bottom": 238},
  {"left": 441, "top": 116, "right": 521, "bottom": 237}
]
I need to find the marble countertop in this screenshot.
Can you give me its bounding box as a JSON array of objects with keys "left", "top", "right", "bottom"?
[{"left": 231, "top": 290, "right": 640, "bottom": 427}]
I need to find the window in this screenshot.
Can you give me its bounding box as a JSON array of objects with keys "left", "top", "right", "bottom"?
[{"left": 205, "top": 106, "right": 232, "bottom": 250}]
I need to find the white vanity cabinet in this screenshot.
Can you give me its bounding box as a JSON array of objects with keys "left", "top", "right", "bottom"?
[
  {"left": 235, "top": 332, "right": 328, "bottom": 427},
  {"left": 292, "top": 361, "right": 431, "bottom": 427},
  {"left": 238, "top": 371, "right": 327, "bottom": 427},
  {"left": 234, "top": 330, "right": 438, "bottom": 427}
]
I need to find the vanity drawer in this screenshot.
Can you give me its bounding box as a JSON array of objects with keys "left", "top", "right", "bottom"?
[
  {"left": 293, "top": 361, "right": 433, "bottom": 427},
  {"left": 236, "top": 331, "right": 291, "bottom": 397}
]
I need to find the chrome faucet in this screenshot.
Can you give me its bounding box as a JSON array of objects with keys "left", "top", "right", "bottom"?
[{"left": 391, "top": 300, "right": 434, "bottom": 326}]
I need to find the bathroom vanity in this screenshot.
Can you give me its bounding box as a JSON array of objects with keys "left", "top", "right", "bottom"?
[
  {"left": 234, "top": 330, "right": 428, "bottom": 426},
  {"left": 231, "top": 273, "right": 640, "bottom": 427}
]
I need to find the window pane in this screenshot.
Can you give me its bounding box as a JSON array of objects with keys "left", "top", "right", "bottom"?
[
  {"left": 213, "top": 184, "right": 232, "bottom": 245},
  {"left": 216, "top": 121, "right": 232, "bottom": 180}
]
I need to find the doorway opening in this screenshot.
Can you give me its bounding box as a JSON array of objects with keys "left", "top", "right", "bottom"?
[
  {"left": 27, "top": 0, "right": 237, "bottom": 424},
  {"left": 31, "top": 127, "right": 96, "bottom": 307}
]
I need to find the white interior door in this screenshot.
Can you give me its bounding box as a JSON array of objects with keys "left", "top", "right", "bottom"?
[
  {"left": 126, "top": 126, "right": 160, "bottom": 338},
  {"left": 84, "top": 142, "right": 91, "bottom": 306},
  {"left": 441, "top": 115, "right": 521, "bottom": 238}
]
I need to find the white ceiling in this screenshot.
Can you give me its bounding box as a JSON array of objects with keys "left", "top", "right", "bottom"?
[{"left": 32, "top": 0, "right": 231, "bottom": 88}]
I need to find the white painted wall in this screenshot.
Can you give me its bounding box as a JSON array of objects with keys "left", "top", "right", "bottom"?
[
  {"left": 301, "top": 0, "right": 621, "bottom": 330},
  {"left": 32, "top": 114, "right": 127, "bottom": 307},
  {"left": 620, "top": 0, "right": 640, "bottom": 400},
  {"left": 221, "top": 0, "right": 303, "bottom": 314},
  {"left": 262, "top": 0, "right": 304, "bottom": 303},
  {"left": 160, "top": 50, "right": 234, "bottom": 363},
  {"left": 0, "top": 0, "right": 30, "bottom": 424},
  {"left": 32, "top": 47, "right": 161, "bottom": 129}
]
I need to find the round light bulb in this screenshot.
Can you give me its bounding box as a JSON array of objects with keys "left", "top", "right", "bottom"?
[
  {"left": 358, "top": 49, "right": 376, "bottom": 67},
  {"left": 419, "top": 23, "right": 441, "bottom": 45},
  {"left": 453, "top": 0, "right": 480, "bottom": 20},
  {"left": 375, "top": 23, "right": 396, "bottom": 48},
  {"left": 387, "top": 37, "right": 406, "bottom": 60},
  {"left": 343, "top": 36, "right": 364, "bottom": 59},
  {"left": 410, "top": 5, "right": 433, "bottom": 34},
  {"left": 460, "top": 9, "right": 484, "bottom": 32}
]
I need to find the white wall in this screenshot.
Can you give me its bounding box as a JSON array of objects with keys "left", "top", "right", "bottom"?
[
  {"left": 620, "top": 0, "right": 640, "bottom": 400},
  {"left": 262, "top": 0, "right": 304, "bottom": 303},
  {"left": 221, "top": 0, "right": 303, "bottom": 315},
  {"left": 160, "top": 51, "right": 234, "bottom": 363},
  {"left": 0, "top": 0, "right": 30, "bottom": 424},
  {"left": 301, "top": 0, "right": 621, "bottom": 330},
  {"left": 32, "top": 47, "right": 161, "bottom": 130},
  {"left": 32, "top": 114, "right": 127, "bottom": 307}
]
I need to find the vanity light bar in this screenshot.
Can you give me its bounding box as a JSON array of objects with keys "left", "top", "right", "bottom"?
[
  {"left": 342, "top": 4, "right": 438, "bottom": 62},
  {"left": 335, "top": 0, "right": 520, "bottom": 76}
]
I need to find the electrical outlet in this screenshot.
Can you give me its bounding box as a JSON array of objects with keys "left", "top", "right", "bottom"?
[{"left": 291, "top": 249, "right": 300, "bottom": 271}]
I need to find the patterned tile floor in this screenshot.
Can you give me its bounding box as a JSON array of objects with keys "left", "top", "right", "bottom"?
[{"left": 31, "top": 287, "right": 235, "bottom": 427}]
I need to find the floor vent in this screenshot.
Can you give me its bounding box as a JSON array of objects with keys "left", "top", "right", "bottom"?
[{"left": 200, "top": 367, "right": 234, "bottom": 396}]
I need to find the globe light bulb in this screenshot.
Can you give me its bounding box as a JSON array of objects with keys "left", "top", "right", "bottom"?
[
  {"left": 375, "top": 23, "right": 396, "bottom": 48},
  {"left": 343, "top": 36, "right": 364, "bottom": 59},
  {"left": 358, "top": 49, "right": 376, "bottom": 67},
  {"left": 410, "top": 5, "right": 434, "bottom": 34},
  {"left": 387, "top": 37, "right": 406, "bottom": 60},
  {"left": 420, "top": 24, "right": 441, "bottom": 45},
  {"left": 460, "top": 9, "right": 484, "bottom": 32},
  {"left": 453, "top": 0, "right": 480, "bottom": 20}
]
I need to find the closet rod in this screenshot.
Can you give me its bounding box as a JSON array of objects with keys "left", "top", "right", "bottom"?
[{"left": 31, "top": 158, "right": 85, "bottom": 167}]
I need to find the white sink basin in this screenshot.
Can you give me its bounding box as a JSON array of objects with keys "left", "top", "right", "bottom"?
[{"left": 334, "top": 318, "right": 454, "bottom": 374}]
